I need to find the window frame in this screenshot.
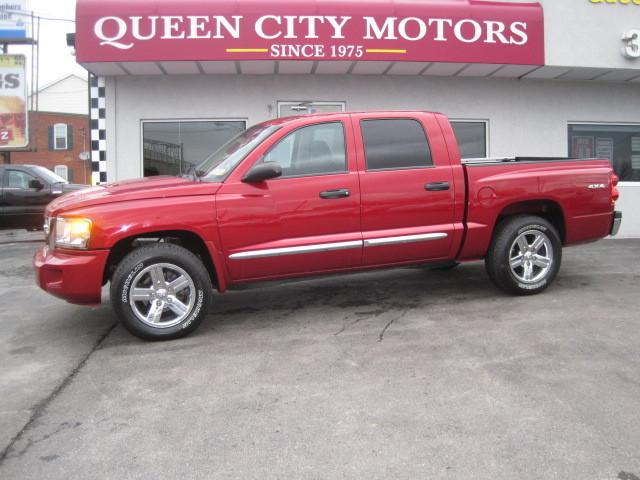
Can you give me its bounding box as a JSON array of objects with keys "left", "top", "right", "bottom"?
[
  {"left": 139, "top": 118, "right": 248, "bottom": 178},
  {"left": 449, "top": 119, "right": 490, "bottom": 159},
  {"left": 54, "top": 165, "right": 69, "bottom": 181},
  {"left": 277, "top": 101, "right": 346, "bottom": 118},
  {"left": 360, "top": 117, "right": 435, "bottom": 172},
  {"left": 260, "top": 121, "right": 349, "bottom": 179},
  {"left": 53, "top": 123, "right": 68, "bottom": 151},
  {"left": 568, "top": 121, "right": 640, "bottom": 185}
]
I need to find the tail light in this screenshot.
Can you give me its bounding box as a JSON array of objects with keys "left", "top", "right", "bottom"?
[{"left": 611, "top": 173, "right": 619, "bottom": 205}]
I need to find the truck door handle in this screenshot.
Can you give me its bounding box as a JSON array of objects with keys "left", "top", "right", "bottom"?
[
  {"left": 319, "top": 189, "right": 351, "bottom": 199},
  {"left": 425, "top": 182, "right": 450, "bottom": 191}
]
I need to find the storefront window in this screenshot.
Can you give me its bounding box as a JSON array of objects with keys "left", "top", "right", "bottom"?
[
  {"left": 142, "top": 120, "right": 246, "bottom": 176},
  {"left": 569, "top": 124, "right": 640, "bottom": 182},
  {"left": 451, "top": 121, "right": 487, "bottom": 159}
]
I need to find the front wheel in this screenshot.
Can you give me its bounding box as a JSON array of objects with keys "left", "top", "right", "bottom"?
[
  {"left": 110, "top": 244, "right": 213, "bottom": 341},
  {"left": 485, "top": 215, "right": 562, "bottom": 295}
]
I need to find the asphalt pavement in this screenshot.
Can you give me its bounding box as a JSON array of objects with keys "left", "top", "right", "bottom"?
[{"left": 0, "top": 237, "right": 639, "bottom": 479}]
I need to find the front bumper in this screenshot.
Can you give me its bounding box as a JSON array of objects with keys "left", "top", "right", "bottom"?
[
  {"left": 610, "top": 211, "right": 622, "bottom": 236},
  {"left": 33, "top": 245, "right": 109, "bottom": 305}
]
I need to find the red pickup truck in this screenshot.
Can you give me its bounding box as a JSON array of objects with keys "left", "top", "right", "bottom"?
[{"left": 34, "top": 111, "right": 621, "bottom": 340}]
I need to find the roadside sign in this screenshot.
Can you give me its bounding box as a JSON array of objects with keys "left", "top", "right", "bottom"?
[
  {"left": 0, "top": 1, "right": 30, "bottom": 39},
  {"left": 0, "top": 54, "right": 28, "bottom": 149}
]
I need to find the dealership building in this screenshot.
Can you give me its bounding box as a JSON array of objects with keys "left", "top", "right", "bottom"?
[{"left": 74, "top": 0, "right": 640, "bottom": 237}]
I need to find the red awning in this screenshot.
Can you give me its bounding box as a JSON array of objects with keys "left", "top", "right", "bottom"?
[{"left": 76, "top": 0, "right": 544, "bottom": 68}]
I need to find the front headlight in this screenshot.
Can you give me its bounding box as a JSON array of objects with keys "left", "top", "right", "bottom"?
[{"left": 55, "top": 217, "right": 92, "bottom": 249}]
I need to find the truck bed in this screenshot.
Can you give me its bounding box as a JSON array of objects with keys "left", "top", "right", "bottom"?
[{"left": 457, "top": 157, "right": 614, "bottom": 261}]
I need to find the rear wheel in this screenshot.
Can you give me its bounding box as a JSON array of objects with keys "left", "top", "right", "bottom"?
[
  {"left": 110, "top": 243, "right": 213, "bottom": 340},
  {"left": 485, "top": 215, "right": 561, "bottom": 295}
]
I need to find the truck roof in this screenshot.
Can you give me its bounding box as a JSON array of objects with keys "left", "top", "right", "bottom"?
[
  {"left": 262, "top": 110, "right": 444, "bottom": 127},
  {"left": 0, "top": 164, "right": 40, "bottom": 170}
]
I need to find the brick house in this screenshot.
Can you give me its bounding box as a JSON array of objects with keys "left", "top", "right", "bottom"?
[
  {"left": 11, "top": 111, "right": 91, "bottom": 184},
  {"left": 3, "top": 75, "right": 91, "bottom": 184}
]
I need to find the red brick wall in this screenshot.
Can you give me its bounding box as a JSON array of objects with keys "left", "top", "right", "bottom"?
[{"left": 9, "top": 112, "right": 91, "bottom": 185}]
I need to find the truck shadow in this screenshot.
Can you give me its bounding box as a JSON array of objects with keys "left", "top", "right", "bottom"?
[{"left": 199, "top": 262, "right": 501, "bottom": 334}]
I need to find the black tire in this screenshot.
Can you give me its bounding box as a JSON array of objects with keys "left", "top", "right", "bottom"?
[
  {"left": 110, "top": 243, "right": 213, "bottom": 341},
  {"left": 485, "top": 215, "right": 562, "bottom": 295}
]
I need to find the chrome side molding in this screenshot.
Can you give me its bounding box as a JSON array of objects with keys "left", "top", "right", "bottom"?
[
  {"left": 229, "top": 240, "right": 363, "bottom": 259},
  {"left": 363, "top": 232, "right": 448, "bottom": 247},
  {"left": 230, "top": 232, "right": 448, "bottom": 260}
]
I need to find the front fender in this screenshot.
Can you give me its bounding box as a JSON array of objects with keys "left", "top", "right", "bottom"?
[{"left": 60, "top": 195, "right": 231, "bottom": 292}]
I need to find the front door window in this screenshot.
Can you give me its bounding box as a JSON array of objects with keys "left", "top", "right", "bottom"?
[{"left": 262, "top": 122, "right": 346, "bottom": 177}]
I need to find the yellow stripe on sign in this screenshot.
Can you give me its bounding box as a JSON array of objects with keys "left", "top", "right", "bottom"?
[
  {"left": 226, "top": 48, "right": 269, "bottom": 53},
  {"left": 365, "top": 49, "right": 407, "bottom": 54}
]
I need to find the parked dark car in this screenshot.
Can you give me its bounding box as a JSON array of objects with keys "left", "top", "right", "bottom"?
[{"left": 0, "top": 164, "right": 87, "bottom": 230}]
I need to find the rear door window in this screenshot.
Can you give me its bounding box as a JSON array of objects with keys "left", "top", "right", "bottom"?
[{"left": 360, "top": 119, "right": 433, "bottom": 171}]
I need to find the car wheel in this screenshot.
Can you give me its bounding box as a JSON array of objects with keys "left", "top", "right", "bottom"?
[
  {"left": 485, "top": 215, "right": 562, "bottom": 295},
  {"left": 110, "top": 243, "right": 213, "bottom": 341}
]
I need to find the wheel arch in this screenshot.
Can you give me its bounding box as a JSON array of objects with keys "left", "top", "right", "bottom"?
[
  {"left": 495, "top": 199, "right": 566, "bottom": 243},
  {"left": 103, "top": 230, "right": 223, "bottom": 291}
]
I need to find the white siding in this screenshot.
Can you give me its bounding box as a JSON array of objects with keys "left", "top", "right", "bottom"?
[
  {"left": 494, "top": 0, "right": 640, "bottom": 71},
  {"left": 29, "top": 75, "right": 88, "bottom": 115}
]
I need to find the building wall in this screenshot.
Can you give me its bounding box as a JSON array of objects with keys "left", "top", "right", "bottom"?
[
  {"left": 503, "top": 0, "right": 640, "bottom": 70},
  {"left": 106, "top": 73, "right": 640, "bottom": 236},
  {"left": 11, "top": 112, "right": 92, "bottom": 184},
  {"left": 28, "top": 75, "right": 89, "bottom": 116}
]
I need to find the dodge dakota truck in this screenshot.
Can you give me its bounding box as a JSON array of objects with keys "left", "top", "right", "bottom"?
[{"left": 33, "top": 111, "right": 622, "bottom": 341}]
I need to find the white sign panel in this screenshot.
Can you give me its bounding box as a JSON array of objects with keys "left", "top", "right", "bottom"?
[{"left": 0, "top": 1, "right": 29, "bottom": 39}]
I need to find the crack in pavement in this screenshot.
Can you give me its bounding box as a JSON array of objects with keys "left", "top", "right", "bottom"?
[
  {"left": 378, "top": 310, "right": 408, "bottom": 342},
  {"left": 334, "top": 309, "right": 388, "bottom": 336},
  {"left": 0, "top": 321, "right": 118, "bottom": 464}
]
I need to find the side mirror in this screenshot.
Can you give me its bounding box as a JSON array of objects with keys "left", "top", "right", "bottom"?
[
  {"left": 242, "top": 162, "right": 282, "bottom": 183},
  {"left": 29, "top": 179, "right": 45, "bottom": 191}
]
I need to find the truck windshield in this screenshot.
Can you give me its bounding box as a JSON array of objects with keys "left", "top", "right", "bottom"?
[{"left": 196, "top": 124, "right": 280, "bottom": 182}]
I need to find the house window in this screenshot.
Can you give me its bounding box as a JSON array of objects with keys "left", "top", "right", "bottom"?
[
  {"left": 142, "top": 120, "right": 246, "bottom": 177},
  {"left": 54, "top": 124, "right": 68, "bottom": 150},
  {"left": 278, "top": 101, "right": 346, "bottom": 118},
  {"left": 54, "top": 165, "right": 69, "bottom": 181},
  {"left": 568, "top": 123, "right": 640, "bottom": 182},
  {"left": 451, "top": 121, "right": 488, "bottom": 159}
]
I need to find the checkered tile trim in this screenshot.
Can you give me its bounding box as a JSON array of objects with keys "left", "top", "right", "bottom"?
[{"left": 89, "top": 75, "right": 107, "bottom": 185}]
